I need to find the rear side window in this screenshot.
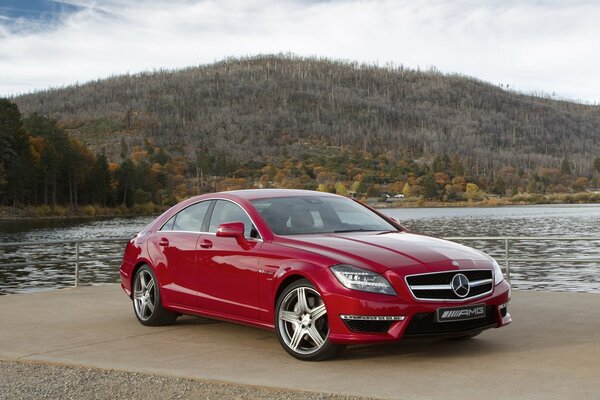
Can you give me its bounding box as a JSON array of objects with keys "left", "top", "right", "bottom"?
[
  {"left": 161, "top": 216, "right": 176, "bottom": 231},
  {"left": 161, "top": 201, "right": 210, "bottom": 232}
]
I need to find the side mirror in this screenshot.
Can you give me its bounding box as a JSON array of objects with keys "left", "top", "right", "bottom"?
[
  {"left": 216, "top": 222, "right": 250, "bottom": 249},
  {"left": 388, "top": 217, "right": 408, "bottom": 231}
]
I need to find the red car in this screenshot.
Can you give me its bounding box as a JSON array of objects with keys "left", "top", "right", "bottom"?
[{"left": 120, "top": 189, "right": 511, "bottom": 360}]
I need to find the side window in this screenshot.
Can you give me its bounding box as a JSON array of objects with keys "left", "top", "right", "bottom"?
[
  {"left": 160, "top": 215, "right": 176, "bottom": 231},
  {"left": 170, "top": 201, "right": 210, "bottom": 232},
  {"left": 208, "top": 200, "right": 257, "bottom": 238}
]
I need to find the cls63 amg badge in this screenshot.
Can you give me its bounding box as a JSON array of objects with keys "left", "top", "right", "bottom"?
[{"left": 436, "top": 304, "right": 486, "bottom": 323}]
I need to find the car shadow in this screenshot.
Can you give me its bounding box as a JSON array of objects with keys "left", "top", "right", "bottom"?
[
  {"left": 340, "top": 337, "right": 502, "bottom": 361},
  {"left": 174, "top": 315, "right": 223, "bottom": 325}
]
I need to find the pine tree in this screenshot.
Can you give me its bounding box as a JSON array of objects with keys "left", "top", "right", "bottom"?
[
  {"left": 116, "top": 159, "right": 137, "bottom": 207},
  {"left": 0, "top": 99, "right": 31, "bottom": 205}
]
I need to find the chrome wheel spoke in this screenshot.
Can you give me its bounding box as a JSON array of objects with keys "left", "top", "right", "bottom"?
[
  {"left": 134, "top": 298, "right": 142, "bottom": 315},
  {"left": 139, "top": 273, "right": 147, "bottom": 290},
  {"left": 289, "top": 326, "right": 304, "bottom": 351},
  {"left": 146, "top": 298, "right": 155, "bottom": 313},
  {"left": 146, "top": 279, "right": 154, "bottom": 293},
  {"left": 310, "top": 304, "right": 326, "bottom": 321},
  {"left": 133, "top": 290, "right": 144, "bottom": 300},
  {"left": 296, "top": 288, "right": 309, "bottom": 312},
  {"left": 307, "top": 325, "right": 325, "bottom": 348},
  {"left": 140, "top": 299, "right": 148, "bottom": 316},
  {"left": 280, "top": 310, "right": 300, "bottom": 324}
]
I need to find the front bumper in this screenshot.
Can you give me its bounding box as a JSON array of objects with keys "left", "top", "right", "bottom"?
[{"left": 315, "top": 269, "right": 512, "bottom": 345}]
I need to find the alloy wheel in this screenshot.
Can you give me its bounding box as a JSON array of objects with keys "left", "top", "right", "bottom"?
[
  {"left": 133, "top": 269, "right": 156, "bottom": 321},
  {"left": 278, "top": 286, "right": 329, "bottom": 355}
]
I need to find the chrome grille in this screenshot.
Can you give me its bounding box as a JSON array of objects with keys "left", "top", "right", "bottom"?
[{"left": 405, "top": 269, "right": 493, "bottom": 301}]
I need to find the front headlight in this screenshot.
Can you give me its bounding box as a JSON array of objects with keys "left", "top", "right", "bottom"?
[
  {"left": 492, "top": 259, "right": 504, "bottom": 285},
  {"left": 330, "top": 265, "right": 397, "bottom": 295}
]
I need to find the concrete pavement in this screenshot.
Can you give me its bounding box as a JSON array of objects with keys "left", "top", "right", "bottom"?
[{"left": 0, "top": 285, "right": 599, "bottom": 399}]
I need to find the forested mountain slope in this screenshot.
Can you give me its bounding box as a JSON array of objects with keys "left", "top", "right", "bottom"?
[{"left": 14, "top": 55, "right": 600, "bottom": 178}]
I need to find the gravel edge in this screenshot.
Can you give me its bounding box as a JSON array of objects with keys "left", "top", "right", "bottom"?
[{"left": 0, "top": 359, "right": 381, "bottom": 400}]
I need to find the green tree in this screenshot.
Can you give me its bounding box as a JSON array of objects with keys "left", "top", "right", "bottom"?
[
  {"left": 451, "top": 155, "right": 465, "bottom": 177},
  {"left": 0, "top": 99, "right": 32, "bottom": 205},
  {"left": 593, "top": 156, "right": 600, "bottom": 174},
  {"left": 24, "top": 114, "right": 71, "bottom": 206},
  {"left": 420, "top": 173, "right": 438, "bottom": 200},
  {"left": 561, "top": 157, "right": 571, "bottom": 175},
  {"left": 432, "top": 154, "right": 450, "bottom": 173},
  {"left": 491, "top": 176, "right": 507, "bottom": 195},
  {"left": 86, "top": 154, "right": 112, "bottom": 206},
  {"left": 116, "top": 159, "right": 137, "bottom": 207}
]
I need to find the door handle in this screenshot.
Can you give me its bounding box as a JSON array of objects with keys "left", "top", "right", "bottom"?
[
  {"left": 158, "top": 238, "right": 169, "bottom": 247},
  {"left": 199, "top": 239, "right": 213, "bottom": 249}
]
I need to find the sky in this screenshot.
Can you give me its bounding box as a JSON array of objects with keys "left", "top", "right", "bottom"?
[{"left": 0, "top": 0, "right": 599, "bottom": 103}]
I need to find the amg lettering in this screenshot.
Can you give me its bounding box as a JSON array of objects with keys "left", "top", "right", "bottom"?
[{"left": 441, "top": 307, "right": 484, "bottom": 319}]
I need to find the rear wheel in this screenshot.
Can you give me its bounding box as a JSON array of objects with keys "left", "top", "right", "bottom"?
[
  {"left": 275, "top": 279, "right": 345, "bottom": 361},
  {"left": 133, "top": 265, "right": 177, "bottom": 326}
]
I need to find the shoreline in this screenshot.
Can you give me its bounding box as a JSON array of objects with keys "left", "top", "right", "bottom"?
[
  {"left": 0, "top": 213, "right": 159, "bottom": 223},
  {"left": 2, "top": 192, "right": 599, "bottom": 221},
  {"left": 371, "top": 199, "right": 600, "bottom": 208}
]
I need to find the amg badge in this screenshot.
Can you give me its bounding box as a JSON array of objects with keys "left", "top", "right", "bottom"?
[{"left": 436, "top": 304, "right": 486, "bottom": 323}]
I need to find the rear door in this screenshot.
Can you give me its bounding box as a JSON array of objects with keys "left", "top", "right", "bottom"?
[{"left": 148, "top": 200, "right": 211, "bottom": 308}]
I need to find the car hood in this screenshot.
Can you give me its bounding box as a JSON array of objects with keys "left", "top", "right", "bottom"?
[{"left": 275, "top": 231, "right": 492, "bottom": 274}]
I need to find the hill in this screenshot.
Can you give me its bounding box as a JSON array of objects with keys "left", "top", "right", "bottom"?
[
  {"left": 14, "top": 54, "right": 600, "bottom": 177},
  {"left": 2, "top": 54, "right": 599, "bottom": 212}
]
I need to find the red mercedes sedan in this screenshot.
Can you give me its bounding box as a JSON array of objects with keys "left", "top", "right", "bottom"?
[{"left": 120, "top": 189, "right": 511, "bottom": 360}]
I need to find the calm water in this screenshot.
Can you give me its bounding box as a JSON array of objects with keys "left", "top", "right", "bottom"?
[
  {"left": 1, "top": 205, "right": 599, "bottom": 294},
  {"left": 385, "top": 205, "right": 600, "bottom": 293}
]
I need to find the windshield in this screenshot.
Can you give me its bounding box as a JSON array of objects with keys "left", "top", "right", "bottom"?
[{"left": 251, "top": 196, "right": 397, "bottom": 235}]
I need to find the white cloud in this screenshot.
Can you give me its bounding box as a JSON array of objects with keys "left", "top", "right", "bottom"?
[{"left": 1, "top": 0, "right": 599, "bottom": 103}]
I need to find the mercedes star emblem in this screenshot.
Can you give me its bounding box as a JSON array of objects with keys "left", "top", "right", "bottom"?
[{"left": 451, "top": 273, "right": 470, "bottom": 298}]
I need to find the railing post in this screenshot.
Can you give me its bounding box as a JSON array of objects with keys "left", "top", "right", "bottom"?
[
  {"left": 75, "top": 241, "right": 80, "bottom": 287},
  {"left": 504, "top": 238, "right": 511, "bottom": 283}
]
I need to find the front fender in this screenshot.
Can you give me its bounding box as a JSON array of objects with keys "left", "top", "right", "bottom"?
[{"left": 258, "top": 246, "right": 332, "bottom": 324}]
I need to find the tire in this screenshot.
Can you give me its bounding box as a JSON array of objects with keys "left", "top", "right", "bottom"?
[
  {"left": 275, "top": 279, "right": 345, "bottom": 361},
  {"left": 132, "top": 265, "right": 177, "bottom": 326}
]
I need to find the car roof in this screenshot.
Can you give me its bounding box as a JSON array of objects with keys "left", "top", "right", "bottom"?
[{"left": 218, "top": 189, "right": 340, "bottom": 201}]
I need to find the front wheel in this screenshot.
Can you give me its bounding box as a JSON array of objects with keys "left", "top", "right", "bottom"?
[
  {"left": 133, "top": 265, "right": 177, "bottom": 326},
  {"left": 275, "top": 279, "right": 345, "bottom": 361}
]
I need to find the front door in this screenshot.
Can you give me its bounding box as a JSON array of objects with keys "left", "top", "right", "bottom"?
[{"left": 196, "top": 200, "right": 262, "bottom": 320}]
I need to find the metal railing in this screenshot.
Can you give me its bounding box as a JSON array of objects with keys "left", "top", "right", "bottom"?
[
  {"left": 443, "top": 236, "right": 600, "bottom": 283},
  {"left": 1, "top": 235, "right": 600, "bottom": 287},
  {"left": 0, "top": 237, "right": 131, "bottom": 287}
]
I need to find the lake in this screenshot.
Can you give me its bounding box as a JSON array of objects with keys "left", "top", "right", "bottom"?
[{"left": 1, "top": 204, "right": 599, "bottom": 294}]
